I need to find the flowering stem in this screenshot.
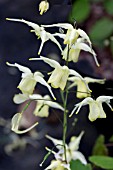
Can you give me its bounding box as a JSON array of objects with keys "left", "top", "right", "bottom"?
[
  {"left": 63, "top": 89, "right": 68, "bottom": 162},
  {"left": 62, "top": 44, "right": 70, "bottom": 162}
]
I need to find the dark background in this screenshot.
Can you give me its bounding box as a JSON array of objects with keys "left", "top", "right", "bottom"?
[{"left": 0, "top": 0, "right": 113, "bottom": 170}]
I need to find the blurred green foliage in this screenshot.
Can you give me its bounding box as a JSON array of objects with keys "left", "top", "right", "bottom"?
[
  {"left": 92, "top": 135, "right": 108, "bottom": 156},
  {"left": 89, "top": 155, "right": 113, "bottom": 169},
  {"left": 104, "top": 0, "right": 113, "bottom": 15},
  {"left": 69, "top": 0, "right": 113, "bottom": 51},
  {"left": 70, "top": 160, "right": 92, "bottom": 170},
  {"left": 69, "top": 0, "right": 90, "bottom": 24},
  {"left": 89, "top": 17, "right": 113, "bottom": 45}
]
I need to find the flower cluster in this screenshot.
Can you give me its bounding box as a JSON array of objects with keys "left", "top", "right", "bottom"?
[{"left": 6, "top": 2, "right": 113, "bottom": 169}]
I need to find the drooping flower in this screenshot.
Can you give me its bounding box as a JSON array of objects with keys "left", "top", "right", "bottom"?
[
  {"left": 44, "top": 131, "right": 87, "bottom": 170},
  {"left": 6, "top": 62, "right": 55, "bottom": 99},
  {"left": 68, "top": 76, "right": 105, "bottom": 98},
  {"left": 11, "top": 112, "right": 38, "bottom": 134},
  {"left": 41, "top": 23, "right": 99, "bottom": 66},
  {"left": 41, "top": 23, "right": 91, "bottom": 46},
  {"left": 70, "top": 96, "right": 113, "bottom": 121},
  {"left": 39, "top": 0, "right": 49, "bottom": 15},
  {"left": 6, "top": 18, "right": 62, "bottom": 54},
  {"left": 29, "top": 94, "right": 64, "bottom": 117},
  {"left": 30, "top": 56, "right": 90, "bottom": 92},
  {"left": 62, "top": 38, "right": 99, "bottom": 66}
]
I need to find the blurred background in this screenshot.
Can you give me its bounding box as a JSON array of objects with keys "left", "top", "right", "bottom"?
[{"left": 0, "top": 0, "right": 113, "bottom": 169}]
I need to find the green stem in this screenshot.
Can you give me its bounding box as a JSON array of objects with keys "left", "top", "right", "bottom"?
[{"left": 63, "top": 89, "right": 68, "bottom": 162}]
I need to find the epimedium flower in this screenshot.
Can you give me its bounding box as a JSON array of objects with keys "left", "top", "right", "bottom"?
[
  {"left": 45, "top": 159, "right": 70, "bottom": 170},
  {"left": 68, "top": 76, "right": 105, "bottom": 99},
  {"left": 39, "top": 0, "right": 49, "bottom": 15},
  {"left": 6, "top": 18, "right": 62, "bottom": 55},
  {"left": 44, "top": 131, "right": 87, "bottom": 170},
  {"left": 29, "top": 94, "right": 64, "bottom": 117},
  {"left": 11, "top": 112, "right": 38, "bottom": 134},
  {"left": 62, "top": 38, "right": 99, "bottom": 66},
  {"left": 30, "top": 56, "right": 91, "bottom": 92},
  {"left": 70, "top": 96, "right": 113, "bottom": 121},
  {"left": 6, "top": 62, "right": 56, "bottom": 100},
  {"left": 41, "top": 23, "right": 92, "bottom": 46}
]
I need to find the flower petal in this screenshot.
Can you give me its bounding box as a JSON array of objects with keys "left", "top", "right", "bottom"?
[
  {"left": 6, "top": 18, "right": 40, "bottom": 32},
  {"left": 6, "top": 62, "right": 31, "bottom": 74},
  {"left": 41, "top": 23, "right": 73, "bottom": 29},
  {"left": 13, "top": 93, "right": 29, "bottom": 104},
  {"left": 46, "top": 135, "right": 64, "bottom": 150},
  {"left": 34, "top": 75, "right": 56, "bottom": 100},
  {"left": 69, "top": 131, "right": 84, "bottom": 151},
  {"left": 77, "top": 28, "right": 92, "bottom": 46},
  {"left": 70, "top": 97, "right": 93, "bottom": 117},
  {"left": 30, "top": 56, "right": 60, "bottom": 68},
  {"left": 46, "top": 101, "right": 64, "bottom": 111},
  {"left": 11, "top": 113, "right": 38, "bottom": 134},
  {"left": 72, "top": 151, "right": 87, "bottom": 165},
  {"left": 46, "top": 32, "right": 63, "bottom": 52}
]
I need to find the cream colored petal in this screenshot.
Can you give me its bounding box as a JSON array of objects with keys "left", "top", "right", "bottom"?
[
  {"left": 77, "top": 28, "right": 92, "bottom": 46},
  {"left": 6, "top": 18, "right": 40, "bottom": 32},
  {"left": 70, "top": 97, "right": 93, "bottom": 117},
  {"left": 69, "top": 69, "right": 91, "bottom": 92},
  {"left": 38, "top": 30, "right": 49, "bottom": 54},
  {"left": 30, "top": 56, "right": 60, "bottom": 68},
  {"left": 88, "top": 102, "right": 100, "bottom": 121},
  {"left": 98, "top": 103, "right": 106, "bottom": 118},
  {"left": 72, "top": 151, "right": 87, "bottom": 165},
  {"left": 29, "top": 94, "right": 43, "bottom": 100},
  {"left": 6, "top": 62, "right": 31, "bottom": 74},
  {"left": 34, "top": 75, "right": 56, "bottom": 100},
  {"left": 84, "top": 77, "right": 105, "bottom": 84},
  {"left": 18, "top": 77, "right": 36, "bottom": 94},
  {"left": 45, "top": 160, "right": 63, "bottom": 170},
  {"left": 11, "top": 113, "right": 38, "bottom": 134},
  {"left": 46, "top": 32, "right": 63, "bottom": 52},
  {"left": 48, "top": 66, "right": 69, "bottom": 90},
  {"left": 53, "top": 33, "right": 66, "bottom": 39},
  {"left": 41, "top": 23, "right": 73, "bottom": 29},
  {"left": 46, "top": 101, "right": 64, "bottom": 111},
  {"left": 34, "top": 103, "right": 49, "bottom": 117},
  {"left": 46, "top": 135, "right": 64, "bottom": 150},
  {"left": 75, "top": 43, "right": 99, "bottom": 66},
  {"left": 13, "top": 93, "right": 29, "bottom": 104},
  {"left": 97, "top": 96, "right": 113, "bottom": 110},
  {"left": 69, "top": 131, "right": 84, "bottom": 151}
]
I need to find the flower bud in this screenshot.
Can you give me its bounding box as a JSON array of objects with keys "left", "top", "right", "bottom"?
[{"left": 39, "top": 0, "right": 49, "bottom": 15}]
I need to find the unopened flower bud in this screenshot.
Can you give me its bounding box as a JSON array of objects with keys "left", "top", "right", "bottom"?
[{"left": 39, "top": 0, "right": 49, "bottom": 15}]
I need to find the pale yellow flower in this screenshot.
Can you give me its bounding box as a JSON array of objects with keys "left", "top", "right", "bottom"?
[
  {"left": 30, "top": 56, "right": 90, "bottom": 91},
  {"left": 62, "top": 38, "right": 99, "bottom": 66},
  {"left": 6, "top": 18, "right": 62, "bottom": 54},
  {"left": 44, "top": 131, "right": 87, "bottom": 170},
  {"left": 11, "top": 113, "right": 38, "bottom": 134},
  {"left": 6, "top": 62, "right": 55, "bottom": 99},
  {"left": 39, "top": 0, "right": 49, "bottom": 15},
  {"left": 70, "top": 96, "right": 113, "bottom": 121},
  {"left": 41, "top": 23, "right": 91, "bottom": 46},
  {"left": 29, "top": 94, "right": 64, "bottom": 117},
  {"left": 68, "top": 76, "right": 105, "bottom": 98}
]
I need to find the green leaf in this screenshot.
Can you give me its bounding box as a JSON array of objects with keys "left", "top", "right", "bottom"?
[
  {"left": 89, "top": 18, "right": 113, "bottom": 44},
  {"left": 89, "top": 156, "right": 113, "bottom": 169},
  {"left": 104, "top": 0, "right": 113, "bottom": 15},
  {"left": 68, "top": 0, "right": 90, "bottom": 23},
  {"left": 92, "top": 135, "right": 108, "bottom": 156},
  {"left": 70, "top": 160, "right": 92, "bottom": 170},
  {"left": 109, "top": 134, "right": 113, "bottom": 142}
]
